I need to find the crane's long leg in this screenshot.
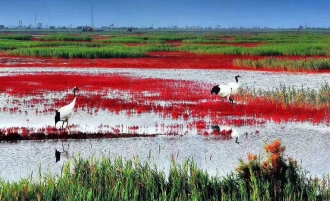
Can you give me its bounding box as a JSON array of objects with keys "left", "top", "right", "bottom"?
[
  {"left": 66, "top": 120, "right": 70, "bottom": 131},
  {"left": 235, "top": 137, "right": 240, "bottom": 144},
  {"left": 229, "top": 97, "right": 235, "bottom": 105}
]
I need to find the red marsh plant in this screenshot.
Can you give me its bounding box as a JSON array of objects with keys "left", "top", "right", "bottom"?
[
  {"left": 236, "top": 139, "right": 310, "bottom": 200},
  {"left": 1, "top": 73, "right": 329, "bottom": 129}
]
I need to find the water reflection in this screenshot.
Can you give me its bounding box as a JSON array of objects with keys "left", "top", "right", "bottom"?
[
  {"left": 0, "top": 122, "right": 329, "bottom": 182},
  {"left": 208, "top": 125, "right": 240, "bottom": 144}
]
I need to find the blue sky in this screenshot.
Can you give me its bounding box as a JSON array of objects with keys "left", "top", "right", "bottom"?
[{"left": 1, "top": 0, "right": 330, "bottom": 28}]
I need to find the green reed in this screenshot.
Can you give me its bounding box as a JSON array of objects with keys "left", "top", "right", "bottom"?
[
  {"left": 38, "top": 34, "right": 92, "bottom": 41},
  {"left": 0, "top": 34, "right": 33, "bottom": 41},
  {"left": 239, "top": 82, "right": 330, "bottom": 108},
  {"left": 0, "top": 40, "right": 104, "bottom": 51},
  {"left": 178, "top": 43, "right": 330, "bottom": 56},
  {"left": 233, "top": 33, "right": 330, "bottom": 44},
  {"left": 8, "top": 44, "right": 173, "bottom": 58},
  {"left": 234, "top": 58, "right": 330, "bottom": 71},
  {"left": 0, "top": 140, "right": 329, "bottom": 201},
  {"left": 97, "top": 35, "right": 165, "bottom": 44},
  {"left": 3, "top": 32, "right": 330, "bottom": 59}
]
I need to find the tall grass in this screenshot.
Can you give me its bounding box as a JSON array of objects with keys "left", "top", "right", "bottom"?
[
  {"left": 178, "top": 43, "right": 330, "bottom": 56},
  {"left": 234, "top": 58, "right": 330, "bottom": 71},
  {"left": 0, "top": 40, "right": 103, "bottom": 51},
  {"left": 0, "top": 140, "right": 328, "bottom": 200},
  {"left": 239, "top": 82, "right": 330, "bottom": 108},
  {"left": 0, "top": 34, "right": 33, "bottom": 40},
  {"left": 182, "top": 38, "right": 226, "bottom": 43},
  {"left": 38, "top": 34, "right": 92, "bottom": 41},
  {"left": 3, "top": 32, "right": 330, "bottom": 58},
  {"left": 97, "top": 36, "right": 165, "bottom": 44},
  {"left": 233, "top": 33, "right": 330, "bottom": 44},
  {"left": 8, "top": 44, "right": 173, "bottom": 58}
]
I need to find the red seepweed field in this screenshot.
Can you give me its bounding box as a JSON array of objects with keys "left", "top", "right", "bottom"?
[
  {"left": 2, "top": 51, "right": 330, "bottom": 72},
  {"left": 1, "top": 32, "right": 330, "bottom": 183},
  {"left": 1, "top": 53, "right": 329, "bottom": 141},
  {"left": 0, "top": 33, "right": 330, "bottom": 141}
]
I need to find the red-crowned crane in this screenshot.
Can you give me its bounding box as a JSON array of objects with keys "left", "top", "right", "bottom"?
[
  {"left": 211, "top": 84, "right": 235, "bottom": 105},
  {"left": 227, "top": 75, "right": 242, "bottom": 95},
  {"left": 55, "top": 87, "right": 79, "bottom": 130}
]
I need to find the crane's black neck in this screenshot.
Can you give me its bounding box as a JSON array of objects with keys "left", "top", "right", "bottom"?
[
  {"left": 73, "top": 88, "right": 78, "bottom": 98},
  {"left": 235, "top": 76, "right": 239, "bottom": 83}
]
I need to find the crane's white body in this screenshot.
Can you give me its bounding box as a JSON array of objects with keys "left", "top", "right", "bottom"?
[
  {"left": 55, "top": 87, "right": 79, "bottom": 130},
  {"left": 58, "top": 98, "right": 76, "bottom": 122},
  {"left": 211, "top": 84, "right": 235, "bottom": 104},
  {"left": 227, "top": 75, "right": 242, "bottom": 95},
  {"left": 217, "top": 84, "right": 232, "bottom": 100}
]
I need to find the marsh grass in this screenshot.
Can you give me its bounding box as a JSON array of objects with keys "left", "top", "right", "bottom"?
[
  {"left": 97, "top": 36, "right": 165, "bottom": 44},
  {"left": 0, "top": 40, "right": 103, "bottom": 51},
  {"left": 234, "top": 58, "right": 330, "bottom": 71},
  {"left": 0, "top": 33, "right": 330, "bottom": 58},
  {"left": 239, "top": 83, "right": 330, "bottom": 109},
  {"left": 38, "top": 34, "right": 92, "bottom": 41},
  {"left": 3, "top": 32, "right": 330, "bottom": 58},
  {"left": 178, "top": 43, "right": 330, "bottom": 56},
  {"left": 8, "top": 44, "right": 173, "bottom": 58},
  {"left": 233, "top": 33, "right": 330, "bottom": 44},
  {"left": 0, "top": 34, "right": 33, "bottom": 41},
  {"left": 0, "top": 140, "right": 329, "bottom": 200}
]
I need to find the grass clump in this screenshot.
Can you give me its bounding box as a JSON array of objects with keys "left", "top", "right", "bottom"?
[
  {"left": 233, "top": 33, "right": 330, "bottom": 44},
  {"left": 178, "top": 43, "right": 330, "bottom": 56},
  {"left": 236, "top": 139, "right": 313, "bottom": 200},
  {"left": 98, "top": 35, "right": 165, "bottom": 44},
  {"left": 234, "top": 58, "right": 330, "bottom": 71},
  {"left": 239, "top": 83, "right": 330, "bottom": 108},
  {"left": 0, "top": 140, "right": 329, "bottom": 200},
  {"left": 38, "top": 34, "right": 92, "bottom": 41},
  {"left": 7, "top": 44, "right": 173, "bottom": 59},
  {"left": 0, "top": 34, "right": 33, "bottom": 40}
]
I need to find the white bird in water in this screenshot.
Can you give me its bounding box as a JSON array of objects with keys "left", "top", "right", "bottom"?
[
  {"left": 227, "top": 75, "right": 242, "bottom": 95},
  {"left": 55, "top": 87, "right": 79, "bottom": 130},
  {"left": 211, "top": 84, "right": 235, "bottom": 105}
]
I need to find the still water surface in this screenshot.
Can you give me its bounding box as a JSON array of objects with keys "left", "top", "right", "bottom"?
[{"left": 0, "top": 68, "right": 329, "bottom": 182}]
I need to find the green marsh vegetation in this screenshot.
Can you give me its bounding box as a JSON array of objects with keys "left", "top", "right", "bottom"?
[
  {"left": 239, "top": 82, "right": 330, "bottom": 109},
  {"left": 178, "top": 32, "right": 330, "bottom": 56},
  {"left": 38, "top": 34, "right": 93, "bottom": 41},
  {"left": 2, "top": 32, "right": 330, "bottom": 62},
  {"left": 7, "top": 44, "right": 173, "bottom": 58},
  {"left": 0, "top": 140, "right": 329, "bottom": 200},
  {"left": 178, "top": 43, "right": 330, "bottom": 56},
  {"left": 234, "top": 58, "right": 330, "bottom": 71},
  {"left": 0, "top": 34, "right": 33, "bottom": 41}
]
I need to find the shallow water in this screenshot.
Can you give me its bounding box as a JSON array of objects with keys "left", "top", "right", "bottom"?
[
  {"left": 0, "top": 68, "right": 329, "bottom": 182},
  {"left": 0, "top": 121, "right": 329, "bottom": 182},
  {"left": 1, "top": 67, "right": 330, "bottom": 90}
]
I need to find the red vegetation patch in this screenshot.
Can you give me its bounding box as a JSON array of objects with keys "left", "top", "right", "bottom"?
[
  {"left": 93, "top": 35, "right": 109, "bottom": 40},
  {"left": 166, "top": 40, "right": 184, "bottom": 46},
  {"left": 219, "top": 36, "right": 235, "bottom": 41},
  {"left": 1, "top": 73, "right": 328, "bottom": 140},
  {"left": 2, "top": 52, "right": 330, "bottom": 73}
]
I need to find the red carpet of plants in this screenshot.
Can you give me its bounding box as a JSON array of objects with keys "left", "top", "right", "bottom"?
[
  {"left": 0, "top": 51, "right": 329, "bottom": 141},
  {"left": 2, "top": 51, "right": 330, "bottom": 73}
]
